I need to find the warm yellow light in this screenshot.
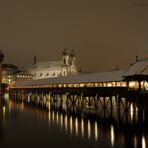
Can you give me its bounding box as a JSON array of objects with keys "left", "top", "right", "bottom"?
[
  {"left": 142, "top": 136, "right": 146, "bottom": 148},
  {"left": 129, "top": 81, "right": 139, "bottom": 89},
  {"left": 80, "top": 84, "right": 84, "bottom": 87},
  {"left": 107, "top": 83, "right": 112, "bottom": 87},
  {"left": 111, "top": 125, "right": 115, "bottom": 146},
  {"left": 88, "top": 120, "right": 91, "bottom": 138},
  {"left": 95, "top": 121, "right": 98, "bottom": 140}
]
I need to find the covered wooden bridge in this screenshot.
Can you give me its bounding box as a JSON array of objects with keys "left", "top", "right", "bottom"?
[{"left": 9, "top": 58, "right": 148, "bottom": 109}]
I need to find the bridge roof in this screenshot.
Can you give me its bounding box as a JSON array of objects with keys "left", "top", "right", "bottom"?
[
  {"left": 13, "top": 70, "right": 125, "bottom": 86},
  {"left": 123, "top": 58, "right": 148, "bottom": 76}
]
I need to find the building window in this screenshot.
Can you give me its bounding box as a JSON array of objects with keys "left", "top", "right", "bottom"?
[
  {"left": 64, "top": 59, "right": 66, "bottom": 65},
  {"left": 40, "top": 73, "right": 43, "bottom": 76},
  {"left": 46, "top": 73, "right": 49, "bottom": 76}
]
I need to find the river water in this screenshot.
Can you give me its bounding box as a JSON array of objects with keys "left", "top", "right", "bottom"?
[{"left": 0, "top": 94, "right": 147, "bottom": 148}]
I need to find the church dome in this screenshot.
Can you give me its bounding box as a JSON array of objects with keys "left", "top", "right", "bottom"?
[{"left": 62, "top": 48, "right": 69, "bottom": 55}]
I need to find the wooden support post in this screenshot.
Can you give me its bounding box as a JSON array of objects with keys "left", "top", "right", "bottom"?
[
  {"left": 138, "top": 80, "right": 142, "bottom": 91},
  {"left": 103, "top": 97, "right": 106, "bottom": 109},
  {"left": 94, "top": 94, "right": 98, "bottom": 110},
  {"left": 110, "top": 96, "right": 113, "bottom": 109},
  {"left": 88, "top": 96, "right": 91, "bottom": 106},
  {"left": 118, "top": 100, "right": 121, "bottom": 124}
]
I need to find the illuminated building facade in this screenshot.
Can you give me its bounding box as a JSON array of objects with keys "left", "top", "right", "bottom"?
[
  {"left": 29, "top": 49, "right": 78, "bottom": 80},
  {"left": 2, "top": 64, "right": 32, "bottom": 84}
]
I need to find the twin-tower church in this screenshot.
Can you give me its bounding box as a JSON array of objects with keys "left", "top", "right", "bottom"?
[{"left": 29, "top": 48, "right": 78, "bottom": 79}]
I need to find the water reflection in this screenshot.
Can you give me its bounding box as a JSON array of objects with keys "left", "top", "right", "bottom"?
[
  {"left": 2, "top": 106, "right": 6, "bottom": 125},
  {"left": 48, "top": 111, "right": 51, "bottom": 124},
  {"left": 3, "top": 106, "right": 6, "bottom": 116},
  {"left": 5, "top": 97, "right": 148, "bottom": 148},
  {"left": 142, "top": 136, "right": 146, "bottom": 148},
  {"left": 64, "top": 114, "right": 68, "bottom": 131},
  {"left": 95, "top": 121, "right": 98, "bottom": 141},
  {"left": 47, "top": 110, "right": 100, "bottom": 140},
  {"left": 70, "top": 116, "right": 73, "bottom": 134},
  {"left": 60, "top": 113, "right": 63, "bottom": 128},
  {"left": 81, "top": 118, "right": 84, "bottom": 137},
  {"left": 134, "top": 136, "right": 137, "bottom": 148},
  {"left": 88, "top": 120, "right": 91, "bottom": 139},
  {"left": 110, "top": 125, "right": 114, "bottom": 146},
  {"left": 75, "top": 117, "right": 78, "bottom": 135},
  {"left": 130, "top": 103, "right": 134, "bottom": 121},
  {"left": 56, "top": 112, "right": 59, "bottom": 124}
]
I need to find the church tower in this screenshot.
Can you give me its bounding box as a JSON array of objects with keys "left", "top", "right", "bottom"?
[
  {"left": 61, "top": 48, "right": 70, "bottom": 76},
  {"left": 61, "top": 48, "right": 77, "bottom": 76}
]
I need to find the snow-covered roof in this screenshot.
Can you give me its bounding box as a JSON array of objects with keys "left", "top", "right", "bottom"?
[
  {"left": 123, "top": 58, "right": 148, "bottom": 76},
  {"left": 29, "top": 61, "right": 62, "bottom": 71},
  {"left": 13, "top": 70, "right": 125, "bottom": 86}
]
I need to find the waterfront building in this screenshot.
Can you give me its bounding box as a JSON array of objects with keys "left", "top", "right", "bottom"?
[
  {"left": 2, "top": 64, "right": 32, "bottom": 84},
  {"left": 28, "top": 49, "right": 78, "bottom": 80}
]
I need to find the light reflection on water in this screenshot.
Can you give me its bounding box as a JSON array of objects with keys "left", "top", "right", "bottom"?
[
  {"left": 75, "top": 117, "right": 78, "bottom": 135},
  {"left": 142, "top": 136, "right": 146, "bottom": 148},
  {"left": 60, "top": 113, "right": 63, "bottom": 128},
  {"left": 1, "top": 97, "right": 148, "bottom": 148},
  {"left": 95, "top": 121, "right": 98, "bottom": 141},
  {"left": 81, "top": 118, "right": 84, "bottom": 137},
  {"left": 70, "top": 116, "right": 73, "bottom": 134},
  {"left": 88, "top": 120, "right": 91, "bottom": 139},
  {"left": 134, "top": 135, "right": 137, "bottom": 148},
  {"left": 130, "top": 103, "right": 134, "bottom": 121},
  {"left": 64, "top": 114, "right": 68, "bottom": 131},
  {"left": 2, "top": 106, "right": 6, "bottom": 125},
  {"left": 110, "top": 125, "right": 114, "bottom": 146}
]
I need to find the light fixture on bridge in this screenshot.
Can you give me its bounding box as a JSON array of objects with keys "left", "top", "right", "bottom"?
[{"left": 129, "top": 81, "right": 139, "bottom": 89}]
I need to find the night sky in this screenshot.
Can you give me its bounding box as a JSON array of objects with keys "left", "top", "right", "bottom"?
[{"left": 0, "top": 0, "right": 148, "bottom": 72}]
